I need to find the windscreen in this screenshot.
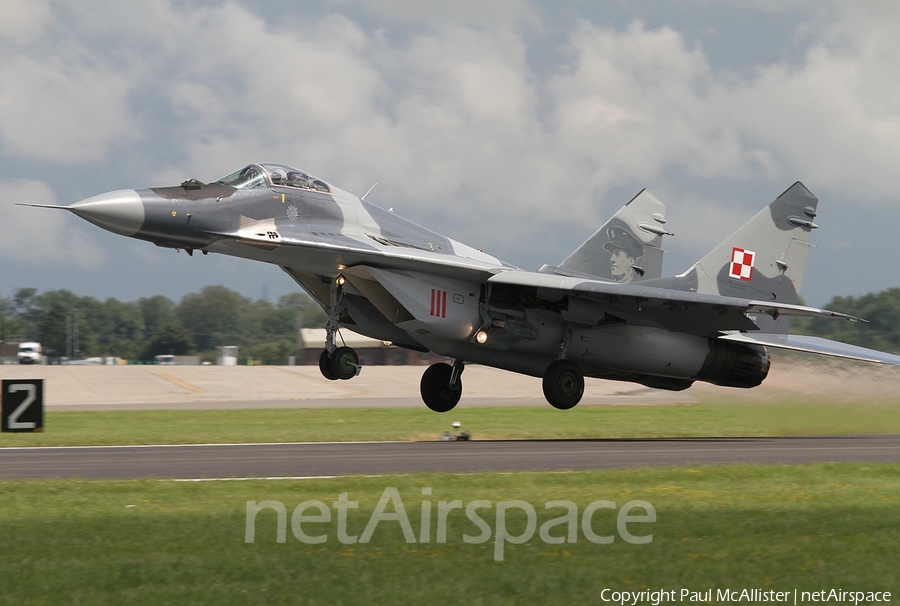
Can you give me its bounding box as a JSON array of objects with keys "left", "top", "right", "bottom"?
[{"left": 215, "top": 166, "right": 268, "bottom": 190}]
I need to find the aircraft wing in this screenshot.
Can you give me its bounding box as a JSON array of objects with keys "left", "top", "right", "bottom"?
[
  {"left": 719, "top": 332, "right": 900, "bottom": 365},
  {"left": 487, "top": 270, "right": 861, "bottom": 335},
  {"left": 206, "top": 223, "right": 512, "bottom": 282}
]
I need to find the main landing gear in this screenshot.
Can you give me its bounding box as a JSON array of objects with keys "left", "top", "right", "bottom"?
[
  {"left": 318, "top": 276, "right": 361, "bottom": 381},
  {"left": 419, "top": 358, "right": 582, "bottom": 411},
  {"left": 542, "top": 360, "right": 584, "bottom": 410},
  {"left": 420, "top": 360, "right": 464, "bottom": 413}
]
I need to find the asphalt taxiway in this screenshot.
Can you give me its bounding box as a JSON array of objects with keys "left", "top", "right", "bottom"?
[{"left": 2, "top": 435, "right": 898, "bottom": 480}]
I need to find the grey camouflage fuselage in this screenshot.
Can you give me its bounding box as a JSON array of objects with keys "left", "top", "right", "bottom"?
[{"left": 35, "top": 162, "right": 900, "bottom": 410}]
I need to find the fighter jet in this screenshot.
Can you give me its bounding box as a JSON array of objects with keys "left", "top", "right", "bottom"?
[{"left": 21, "top": 163, "right": 900, "bottom": 411}]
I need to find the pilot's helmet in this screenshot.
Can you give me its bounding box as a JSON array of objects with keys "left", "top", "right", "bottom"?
[
  {"left": 269, "top": 168, "right": 287, "bottom": 184},
  {"left": 603, "top": 226, "right": 643, "bottom": 259}
]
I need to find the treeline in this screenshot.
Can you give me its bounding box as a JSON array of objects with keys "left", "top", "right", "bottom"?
[
  {"left": 0, "top": 286, "right": 327, "bottom": 364},
  {"left": 4, "top": 285, "right": 899, "bottom": 363},
  {"left": 793, "top": 288, "right": 900, "bottom": 353}
]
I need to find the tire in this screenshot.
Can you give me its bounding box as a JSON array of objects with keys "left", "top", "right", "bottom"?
[
  {"left": 420, "top": 363, "right": 462, "bottom": 413},
  {"left": 319, "top": 350, "right": 338, "bottom": 381},
  {"left": 330, "top": 346, "right": 359, "bottom": 380},
  {"left": 542, "top": 360, "right": 584, "bottom": 410}
]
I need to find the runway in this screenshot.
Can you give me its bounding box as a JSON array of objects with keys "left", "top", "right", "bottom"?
[
  {"left": 1, "top": 435, "right": 898, "bottom": 480},
  {"left": 0, "top": 365, "right": 696, "bottom": 410}
]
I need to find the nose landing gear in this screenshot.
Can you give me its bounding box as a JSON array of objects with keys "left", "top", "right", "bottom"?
[
  {"left": 318, "top": 275, "right": 362, "bottom": 381},
  {"left": 331, "top": 346, "right": 361, "bottom": 380},
  {"left": 319, "top": 346, "right": 360, "bottom": 381}
]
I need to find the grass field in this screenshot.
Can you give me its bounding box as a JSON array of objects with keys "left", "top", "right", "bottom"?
[
  {"left": 3, "top": 363, "right": 897, "bottom": 604},
  {"left": 1, "top": 463, "right": 897, "bottom": 605},
  {"left": 2, "top": 398, "right": 900, "bottom": 447}
]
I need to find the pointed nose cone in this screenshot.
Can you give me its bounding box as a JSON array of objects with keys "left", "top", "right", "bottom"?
[{"left": 69, "top": 189, "right": 145, "bottom": 236}]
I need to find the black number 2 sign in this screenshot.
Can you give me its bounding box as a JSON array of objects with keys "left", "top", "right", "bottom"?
[{"left": 2, "top": 380, "right": 44, "bottom": 432}]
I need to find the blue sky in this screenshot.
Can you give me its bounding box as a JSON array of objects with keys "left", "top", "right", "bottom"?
[{"left": 2, "top": 0, "right": 899, "bottom": 307}]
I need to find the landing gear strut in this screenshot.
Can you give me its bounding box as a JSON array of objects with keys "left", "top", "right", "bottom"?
[
  {"left": 318, "top": 276, "right": 361, "bottom": 381},
  {"left": 542, "top": 360, "right": 584, "bottom": 410},
  {"left": 420, "top": 360, "right": 464, "bottom": 413}
]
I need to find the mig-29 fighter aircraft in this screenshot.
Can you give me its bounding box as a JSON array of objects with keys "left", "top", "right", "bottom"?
[{"left": 22, "top": 162, "right": 900, "bottom": 411}]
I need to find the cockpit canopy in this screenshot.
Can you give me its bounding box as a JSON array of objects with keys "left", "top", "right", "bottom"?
[{"left": 215, "top": 163, "right": 332, "bottom": 194}]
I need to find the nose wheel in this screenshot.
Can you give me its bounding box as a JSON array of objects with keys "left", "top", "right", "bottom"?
[
  {"left": 319, "top": 349, "right": 338, "bottom": 380},
  {"left": 331, "top": 346, "right": 361, "bottom": 380},
  {"left": 420, "top": 361, "right": 464, "bottom": 413},
  {"left": 542, "top": 360, "right": 584, "bottom": 409},
  {"left": 319, "top": 347, "right": 360, "bottom": 381}
]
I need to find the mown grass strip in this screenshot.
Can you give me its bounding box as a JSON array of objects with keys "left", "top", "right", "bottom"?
[
  {"left": 2, "top": 400, "right": 900, "bottom": 447},
  {"left": 1, "top": 464, "right": 897, "bottom": 605}
]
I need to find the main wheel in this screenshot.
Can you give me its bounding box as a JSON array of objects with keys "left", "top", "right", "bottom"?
[
  {"left": 542, "top": 360, "right": 584, "bottom": 410},
  {"left": 319, "top": 350, "right": 338, "bottom": 380},
  {"left": 420, "top": 363, "right": 462, "bottom": 413},
  {"left": 330, "top": 346, "right": 359, "bottom": 380}
]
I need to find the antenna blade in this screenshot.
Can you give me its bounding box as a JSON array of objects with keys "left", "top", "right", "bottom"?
[{"left": 361, "top": 183, "right": 378, "bottom": 201}]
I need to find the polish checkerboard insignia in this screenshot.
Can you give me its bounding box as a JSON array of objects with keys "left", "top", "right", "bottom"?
[{"left": 729, "top": 247, "right": 755, "bottom": 281}]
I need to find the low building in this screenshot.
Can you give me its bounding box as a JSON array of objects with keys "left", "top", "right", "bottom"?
[
  {"left": 296, "top": 329, "right": 445, "bottom": 366},
  {"left": 0, "top": 343, "right": 19, "bottom": 365}
]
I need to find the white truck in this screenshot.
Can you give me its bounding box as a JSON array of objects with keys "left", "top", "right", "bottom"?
[{"left": 17, "top": 342, "right": 43, "bottom": 365}]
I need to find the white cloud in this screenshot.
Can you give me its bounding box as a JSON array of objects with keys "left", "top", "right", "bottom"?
[
  {"left": 132, "top": 6, "right": 390, "bottom": 182},
  {"left": 325, "top": 0, "right": 537, "bottom": 25},
  {"left": 384, "top": 27, "right": 547, "bottom": 203},
  {"left": 0, "top": 0, "right": 52, "bottom": 42},
  {"left": 0, "top": 181, "right": 101, "bottom": 265},
  {"left": 3, "top": 1, "right": 900, "bottom": 293},
  {"left": 176, "top": 9, "right": 382, "bottom": 132},
  {"left": 0, "top": 54, "right": 137, "bottom": 162},
  {"left": 549, "top": 21, "right": 716, "bottom": 186},
  {"left": 676, "top": 0, "right": 824, "bottom": 12},
  {"left": 148, "top": 5, "right": 900, "bottom": 255},
  {"left": 133, "top": 9, "right": 566, "bottom": 249},
  {"left": 719, "top": 4, "right": 900, "bottom": 198},
  {"left": 547, "top": 12, "right": 900, "bottom": 207}
]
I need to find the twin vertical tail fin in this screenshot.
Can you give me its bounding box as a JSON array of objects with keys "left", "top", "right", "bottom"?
[
  {"left": 679, "top": 181, "right": 819, "bottom": 332},
  {"left": 558, "top": 182, "right": 819, "bottom": 332},
  {"left": 558, "top": 189, "right": 671, "bottom": 283}
]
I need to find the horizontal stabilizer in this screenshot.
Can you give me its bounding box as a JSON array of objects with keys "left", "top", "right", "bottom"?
[
  {"left": 719, "top": 332, "right": 900, "bottom": 366},
  {"left": 490, "top": 270, "right": 864, "bottom": 334},
  {"left": 746, "top": 301, "right": 864, "bottom": 322}
]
